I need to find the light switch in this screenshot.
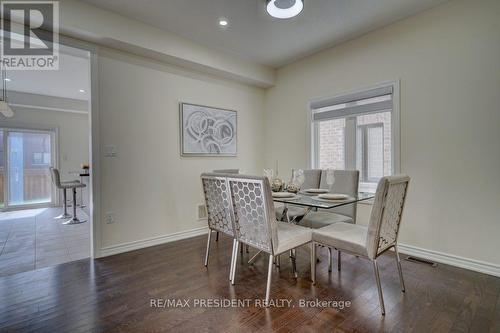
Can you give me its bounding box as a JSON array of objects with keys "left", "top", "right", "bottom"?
[{"left": 104, "top": 145, "right": 117, "bottom": 157}]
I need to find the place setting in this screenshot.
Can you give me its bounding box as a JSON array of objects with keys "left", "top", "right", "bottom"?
[{"left": 311, "top": 193, "right": 352, "bottom": 203}]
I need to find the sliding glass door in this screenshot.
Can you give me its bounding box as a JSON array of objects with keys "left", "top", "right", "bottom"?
[
  {"left": 2, "top": 128, "right": 55, "bottom": 209},
  {"left": 0, "top": 131, "right": 4, "bottom": 208}
]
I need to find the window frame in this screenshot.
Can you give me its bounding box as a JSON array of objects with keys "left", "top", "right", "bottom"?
[
  {"left": 308, "top": 81, "right": 401, "bottom": 192},
  {"left": 357, "top": 122, "right": 385, "bottom": 183}
]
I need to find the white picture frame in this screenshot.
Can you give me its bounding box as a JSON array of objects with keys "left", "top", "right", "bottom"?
[{"left": 179, "top": 102, "right": 237, "bottom": 156}]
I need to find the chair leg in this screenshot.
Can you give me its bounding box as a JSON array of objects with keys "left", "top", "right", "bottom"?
[
  {"left": 248, "top": 250, "right": 262, "bottom": 265},
  {"left": 240, "top": 242, "right": 243, "bottom": 254},
  {"left": 231, "top": 240, "right": 239, "bottom": 285},
  {"left": 204, "top": 230, "right": 212, "bottom": 267},
  {"left": 265, "top": 254, "right": 274, "bottom": 306},
  {"left": 229, "top": 239, "right": 236, "bottom": 280},
  {"left": 337, "top": 250, "right": 341, "bottom": 271},
  {"left": 246, "top": 244, "right": 249, "bottom": 253},
  {"left": 372, "top": 259, "right": 386, "bottom": 315},
  {"left": 328, "top": 247, "right": 332, "bottom": 272},
  {"left": 63, "top": 188, "right": 86, "bottom": 224},
  {"left": 55, "top": 189, "right": 71, "bottom": 219},
  {"left": 215, "top": 231, "right": 219, "bottom": 242},
  {"left": 394, "top": 245, "right": 406, "bottom": 292},
  {"left": 311, "top": 243, "right": 316, "bottom": 284},
  {"left": 290, "top": 249, "right": 297, "bottom": 278}
]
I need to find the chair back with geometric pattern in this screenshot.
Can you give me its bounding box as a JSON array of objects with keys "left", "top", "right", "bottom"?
[
  {"left": 227, "top": 174, "right": 278, "bottom": 255},
  {"left": 201, "top": 173, "right": 234, "bottom": 237},
  {"left": 366, "top": 175, "right": 410, "bottom": 259}
]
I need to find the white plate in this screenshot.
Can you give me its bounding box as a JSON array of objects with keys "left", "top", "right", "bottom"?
[
  {"left": 304, "top": 188, "right": 329, "bottom": 194},
  {"left": 272, "top": 192, "right": 296, "bottom": 198},
  {"left": 318, "top": 193, "right": 350, "bottom": 200}
]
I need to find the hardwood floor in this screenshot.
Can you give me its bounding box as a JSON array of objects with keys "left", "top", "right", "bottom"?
[{"left": 1, "top": 234, "right": 499, "bottom": 332}]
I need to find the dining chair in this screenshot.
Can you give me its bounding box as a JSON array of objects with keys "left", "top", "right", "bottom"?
[
  {"left": 301, "top": 169, "right": 360, "bottom": 228},
  {"left": 227, "top": 174, "right": 313, "bottom": 305},
  {"left": 212, "top": 169, "right": 240, "bottom": 242},
  {"left": 201, "top": 173, "right": 238, "bottom": 282},
  {"left": 300, "top": 169, "right": 359, "bottom": 271},
  {"left": 275, "top": 169, "right": 322, "bottom": 221},
  {"left": 213, "top": 169, "right": 240, "bottom": 174},
  {"left": 311, "top": 175, "right": 410, "bottom": 315}
]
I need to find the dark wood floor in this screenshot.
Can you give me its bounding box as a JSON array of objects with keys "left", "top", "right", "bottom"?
[{"left": 1, "top": 234, "right": 499, "bottom": 332}]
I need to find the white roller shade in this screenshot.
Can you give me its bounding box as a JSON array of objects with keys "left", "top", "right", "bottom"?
[{"left": 311, "top": 86, "right": 393, "bottom": 121}]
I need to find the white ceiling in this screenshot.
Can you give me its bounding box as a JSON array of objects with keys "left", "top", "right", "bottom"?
[
  {"left": 5, "top": 44, "right": 91, "bottom": 101},
  {"left": 81, "top": 0, "right": 448, "bottom": 68}
]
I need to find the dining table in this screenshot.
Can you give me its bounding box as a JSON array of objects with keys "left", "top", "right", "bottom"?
[{"left": 273, "top": 191, "right": 375, "bottom": 223}]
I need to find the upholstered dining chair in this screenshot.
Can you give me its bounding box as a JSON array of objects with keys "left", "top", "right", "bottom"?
[
  {"left": 213, "top": 169, "right": 239, "bottom": 174},
  {"left": 227, "top": 174, "right": 313, "bottom": 305},
  {"left": 212, "top": 169, "right": 240, "bottom": 243},
  {"left": 201, "top": 173, "right": 238, "bottom": 282},
  {"left": 300, "top": 169, "right": 359, "bottom": 271},
  {"left": 311, "top": 175, "right": 410, "bottom": 315},
  {"left": 275, "top": 169, "right": 322, "bottom": 221},
  {"left": 301, "top": 169, "right": 360, "bottom": 228}
]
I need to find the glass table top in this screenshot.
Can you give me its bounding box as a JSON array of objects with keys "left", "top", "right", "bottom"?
[{"left": 272, "top": 192, "right": 375, "bottom": 209}]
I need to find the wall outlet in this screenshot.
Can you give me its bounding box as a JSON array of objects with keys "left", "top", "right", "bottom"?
[
  {"left": 198, "top": 204, "right": 207, "bottom": 220},
  {"left": 105, "top": 212, "right": 115, "bottom": 224}
]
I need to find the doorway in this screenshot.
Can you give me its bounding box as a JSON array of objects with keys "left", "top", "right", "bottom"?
[
  {"left": 0, "top": 42, "right": 93, "bottom": 276},
  {"left": 0, "top": 128, "right": 56, "bottom": 209}
]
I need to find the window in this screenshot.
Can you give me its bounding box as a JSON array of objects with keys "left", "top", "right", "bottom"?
[
  {"left": 311, "top": 83, "right": 399, "bottom": 193},
  {"left": 32, "top": 152, "right": 51, "bottom": 166}
]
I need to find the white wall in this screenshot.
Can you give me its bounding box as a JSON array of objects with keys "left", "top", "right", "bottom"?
[
  {"left": 54, "top": 0, "right": 275, "bottom": 87},
  {"left": 264, "top": 0, "right": 500, "bottom": 265},
  {"left": 98, "top": 48, "right": 265, "bottom": 248},
  {"left": 2, "top": 108, "right": 89, "bottom": 180}
]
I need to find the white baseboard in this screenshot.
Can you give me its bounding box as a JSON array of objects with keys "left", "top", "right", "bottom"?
[
  {"left": 397, "top": 243, "right": 500, "bottom": 277},
  {"left": 99, "top": 226, "right": 208, "bottom": 257},
  {"left": 97, "top": 228, "right": 500, "bottom": 277}
]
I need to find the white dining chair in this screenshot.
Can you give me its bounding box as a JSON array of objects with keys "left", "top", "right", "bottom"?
[
  {"left": 275, "top": 169, "right": 322, "bottom": 221},
  {"left": 212, "top": 169, "right": 240, "bottom": 243},
  {"left": 300, "top": 169, "right": 359, "bottom": 271},
  {"left": 311, "top": 175, "right": 410, "bottom": 315},
  {"left": 213, "top": 169, "right": 240, "bottom": 174},
  {"left": 201, "top": 173, "right": 238, "bottom": 282},
  {"left": 227, "top": 174, "right": 313, "bottom": 305},
  {"left": 301, "top": 169, "right": 359, "bottom": 228}
]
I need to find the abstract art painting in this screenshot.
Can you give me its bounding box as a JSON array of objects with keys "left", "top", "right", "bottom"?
[{"left": 180, "top": 103, "right": 237, "bottom": 156}]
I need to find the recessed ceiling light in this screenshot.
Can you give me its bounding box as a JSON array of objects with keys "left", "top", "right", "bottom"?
[
  {"left": 79, "top": 89, "right": 86, "bottom": 93},
  {"left": 4, "top": 78, "right": 11, "bottom": 82},
  {"left": 267, "top": 0, "right": 304, "bottom": 19},
  {"left": 218, "top": 18, "right": 229, "bottom": 27}
]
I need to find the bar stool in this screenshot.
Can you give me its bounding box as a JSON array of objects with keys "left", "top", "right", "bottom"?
[{"left": 49, "top": 167, "right": 87, "bottom": 224}]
